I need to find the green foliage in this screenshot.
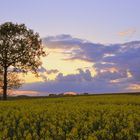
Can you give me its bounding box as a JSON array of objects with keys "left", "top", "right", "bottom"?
[{"left": 0, "top": 95, "right": 140, "bottom": 139}]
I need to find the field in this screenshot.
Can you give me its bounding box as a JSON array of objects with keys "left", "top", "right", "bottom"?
[{"left": 1, "top": 94, "right": 140, "bottom": 140}]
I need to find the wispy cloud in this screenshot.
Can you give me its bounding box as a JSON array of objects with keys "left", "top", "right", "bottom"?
[
  {"left": 126, "top": 84, "right": 140, "bottom": 91},
  {"left": 13, "top": 90, "right": 40, "bottom": 96},
  {"left": 118, "top": 28, "right": 136, "bottom": 37},
  {"left": 62, "top": 57, "right": 94, "bottom": 63}
]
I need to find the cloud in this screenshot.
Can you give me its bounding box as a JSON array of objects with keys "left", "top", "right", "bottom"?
[
  {"left": 12, "top": 90, "right": 40, "bottom": 96},
  {"left": 56, "top": 69, "right": 93, "bottom": 82},
  {"left": 42, "top": 34, "right": 85, "bottom": 50},
  {"left": 118, "top": 28, "right": 136, "bottom": 37},
  {"left": 20, "top": 35, "right": 140, "bottom": 94},
  {"left": 46, "top": 69, "right": 59, "bottom": 75},
  {"left": 62, "top": 56, "right": 93, "bottom": 63},
  {"left": 37, "top": 67, "right": 59, "bottom": 81},
  {"left": 126, "top": 84, "right": 140, "bottom": 91},
  {"left": 21, "top": 67, "right": 138, "bottom": 94},
  {"left": 37, "top": 67, "right": 47, "bottom": 73}
]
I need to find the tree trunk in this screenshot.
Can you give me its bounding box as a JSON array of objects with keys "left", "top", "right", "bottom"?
[{"left": 3, "top": 67, "right": 7, "bottom": 100}]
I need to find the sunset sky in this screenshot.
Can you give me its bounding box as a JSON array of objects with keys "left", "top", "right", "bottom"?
[{"left": 0, "top": 0, "right": 140, "bottom": 95}]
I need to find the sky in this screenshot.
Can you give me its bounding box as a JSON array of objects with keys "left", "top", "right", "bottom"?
[
  {"left": 1, "top": 0, "right": 140, "bottom": 43},
  {"left": 0, "top": 0, "right": 140, "bottom": 95}
]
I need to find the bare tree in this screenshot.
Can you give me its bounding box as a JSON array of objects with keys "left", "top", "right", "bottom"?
[{"left": 0, "top": 70, "right": 24, "bottom": 98}]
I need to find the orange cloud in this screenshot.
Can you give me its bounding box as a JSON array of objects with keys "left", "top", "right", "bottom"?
[
  {"left": 118, "top": 29, "right": 136, "bottom": 37},
  {"left": 110, "top": 79, "right": 121, "bottom": 83},
  {"left": 100, "top": 67, "right": 118, "bottom": 73},
  {"left": 126, "top": 84, "right": 140, "bottom": 91},
  {"left": 12, "top": 90, "right": 40, "bottom": 96}
]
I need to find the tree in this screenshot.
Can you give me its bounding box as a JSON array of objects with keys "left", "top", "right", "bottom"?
[
  {"left": 0, "top": 22, "right": 46, "bottom": 100},
  {"left": 0, "top": 69, "right": 23, "bottom": 98}
]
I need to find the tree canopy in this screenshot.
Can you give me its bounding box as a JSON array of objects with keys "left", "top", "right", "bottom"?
[{"left": 0, "top": 22, "right": 46, "bottom": 100}]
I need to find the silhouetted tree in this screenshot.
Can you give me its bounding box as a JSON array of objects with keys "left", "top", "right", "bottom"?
[
  {"left": 0, "top": 70, "right": 23, "bottom": 97},
  {"left": 0, "top": 22, "right": 46, "bottom": 100}
]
